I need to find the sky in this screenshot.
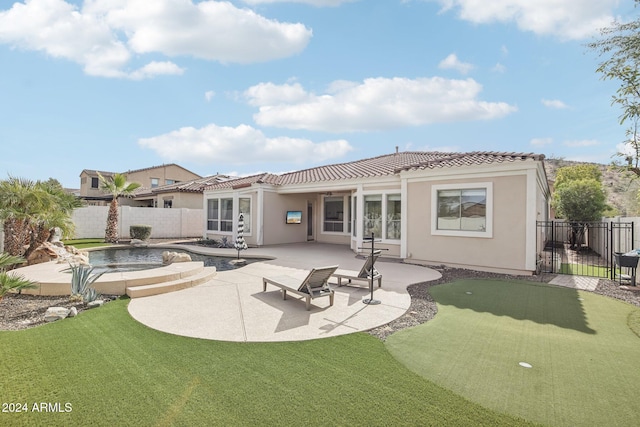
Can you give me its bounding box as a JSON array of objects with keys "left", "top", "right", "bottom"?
[{"left": 0, "top": 0, "right": 636, "bottom": 189}]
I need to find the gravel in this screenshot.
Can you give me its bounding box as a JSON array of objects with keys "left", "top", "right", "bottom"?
[
  {"left": 3, "top": 266, "right": 640, "bottom": 336},
  {"left": 0, "top": 294, "right": 117, "bottom": 331}
]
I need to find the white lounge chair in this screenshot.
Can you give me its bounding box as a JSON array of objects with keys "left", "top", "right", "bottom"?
[
  {"left": 262, "top": 265, "right": 339, "bottom": 310},
  {"left": 332, "top": 251, "right": 382, "bottom": 288}
]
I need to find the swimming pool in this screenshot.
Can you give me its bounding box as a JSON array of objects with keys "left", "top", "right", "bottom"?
[{"left": 88, "top": 247, "right": 261, "bottom": 273}]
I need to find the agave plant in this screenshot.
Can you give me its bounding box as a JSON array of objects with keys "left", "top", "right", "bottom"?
[
  {"left": 0, "top": 253, "right": 37, "bottom": 301},
  {"left": 69, "top": 263, "right": 103, "bottom": 303}
]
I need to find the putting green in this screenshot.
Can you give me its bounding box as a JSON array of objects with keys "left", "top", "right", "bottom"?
[{"left": 386, "top": 279, "right": 640, "bottom": 427}]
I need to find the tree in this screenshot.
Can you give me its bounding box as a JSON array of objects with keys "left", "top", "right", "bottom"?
[
  {"left": 553, "top": 180, "right": 608, "bottom": 222},
  {"left": 588, "top": 1, "right": 640, "bottom": 174},
  {"left": 98, "top": 173, "right": 141, "bottom": 243},
  {"left": 552, "top": 165, "right": 608, "bottom": 250},
  {"left": 0, "top": 176, "right": 83, "bottom": 258}
]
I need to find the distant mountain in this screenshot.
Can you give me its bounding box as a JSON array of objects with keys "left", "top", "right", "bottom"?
[{"left": 544, "top": 158, "right": 640, "bottom": 217}]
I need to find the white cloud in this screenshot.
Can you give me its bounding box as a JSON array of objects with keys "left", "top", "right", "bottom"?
[
  {"left": 205, "top": 91, "right": 216, "bottom": 102},
  {"left": 531, "top": 137, "right": 553, "bottom": 146},
  {"left": 430, "top": 0, "right": 620, "bottom": 40},
  {"left": 138, "top": 123, "right": 353, "bottom": 164},
  {"left": 564, "top": 139, "right": 599, "bottom": 147},
  {"left": 438, "top": 53, "right": 475, "bottom": 74},
  {"left": 129, "top": 61, "right": 185, "bottom": 80},
  {"left": 0, "top": 0, "right": 311, "bottom": 78},
  {"left": 245, "top": 77, "right": 517, "bottom": 132},
  {"left": 542, "top": 99, "right": 569, "bottom": 109},
  {"left": 492, "top": 63, "right": 506, "bottom": 73},
  {"left": 242, "top": 0, "right": 355, "bottom": 5}
]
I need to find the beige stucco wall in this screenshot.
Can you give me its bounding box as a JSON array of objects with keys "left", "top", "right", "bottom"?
[
  {"left": 263, "top": 192, "right": 309, "bottom": 245},
  {"left": 79, "top": 165, "right": 200, "bottom": 199},
  {"left": 406, "top": 175, "right": 529, "bottom": 274}
]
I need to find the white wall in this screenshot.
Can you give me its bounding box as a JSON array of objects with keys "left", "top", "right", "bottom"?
[{"left": 72, "top": 206, "right": 203, "bottom": 239}]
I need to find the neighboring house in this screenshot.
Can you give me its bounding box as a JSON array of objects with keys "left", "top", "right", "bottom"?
[
  {"left": 79, "top": 164, "right": 203, "bottom": 207},
  {"left": 202, "top": 151, "right": 551, "bottom": 275},
  {"left": 131, "top": 174, "right": 231, "bottom": 208}
]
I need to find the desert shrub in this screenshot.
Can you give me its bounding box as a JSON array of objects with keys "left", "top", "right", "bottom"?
[{"left": 130, "top": 225, "right": 152, "bottom": 241}]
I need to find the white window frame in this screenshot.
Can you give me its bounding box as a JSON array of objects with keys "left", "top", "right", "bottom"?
[
  {"left": 238, "top": 196, "right": 252, "bottom": 236},
  {"left": 431, "top": 182, "right": 493, "bottom": 238},
  {"left": 321, "top": 194, "right": 349, "bottom": 235},
  {"left": 206, "top": 195, "right": 253, "bottom": 236},
  {"left": 361, "top": 191, "right": 402, "bottom": 242}
]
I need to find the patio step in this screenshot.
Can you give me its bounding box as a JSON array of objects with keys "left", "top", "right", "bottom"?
[{"left": 126, "top": 267, "right": 217, "bottom": 298}]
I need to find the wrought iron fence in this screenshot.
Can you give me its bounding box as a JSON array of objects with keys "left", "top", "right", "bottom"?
[{"left": 537, "top": 220, "right": 634, "bottom": 279}]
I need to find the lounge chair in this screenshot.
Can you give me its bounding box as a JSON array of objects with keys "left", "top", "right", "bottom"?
[
  {"left": 262, "top": 265, "right": 339, "bottom": 310},
  {"left": 332, "top": 250, "right": 382, "bottom": 288}
]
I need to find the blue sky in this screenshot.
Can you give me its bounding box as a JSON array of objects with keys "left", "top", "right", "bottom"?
[{"left": 0, "top": 0, "right": 635, "bottom": 189}]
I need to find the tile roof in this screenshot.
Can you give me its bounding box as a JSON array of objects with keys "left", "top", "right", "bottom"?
[
  {"left": 204, "top": 151, "right": 545, "bottom": 190},
  {"left": 134, "top": 174, "right": 232, "bottom": 196},
  {"left": 203, "top": 173, "right": 281, "bottom": 191}
]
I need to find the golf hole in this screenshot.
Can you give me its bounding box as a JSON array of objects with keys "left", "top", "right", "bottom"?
[{"left": 519, "top": 362, "right": 532, "bottom": 368}]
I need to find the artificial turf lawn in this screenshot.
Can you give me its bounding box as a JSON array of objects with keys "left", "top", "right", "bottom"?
[
  {"left": 62, "top": 239, "right": 111, "bottom": 249},
  {"left": 0, "top": 298, "right": 532, "bottom": 427},
  {"left": 386, "top": 279, "right": 640, "bottom": 427},
  {"left": 559, "top": 263, "right": 611, "bottom": 278}
]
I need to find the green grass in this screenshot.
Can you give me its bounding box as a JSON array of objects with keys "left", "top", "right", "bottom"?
[
  {"left": 62, "top": 239, "right": 111, "bottom": 249},
  {"left": 559, "top": 262, "right": 611, "bottom": 277},
  {"left": 386, "top": 279, "right": 640, "bottom": 427},
  {"left": 0, "top": 298, "right": 531, "bottom": 427}
]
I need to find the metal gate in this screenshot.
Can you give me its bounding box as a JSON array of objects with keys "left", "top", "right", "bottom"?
[{"left": 537, "top": 220, "right": 634, "bottom": 279}]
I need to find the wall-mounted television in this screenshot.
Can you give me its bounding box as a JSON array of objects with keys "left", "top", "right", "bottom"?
[{"left": 286, "top": 211, "right": 302, "bottom": 224}]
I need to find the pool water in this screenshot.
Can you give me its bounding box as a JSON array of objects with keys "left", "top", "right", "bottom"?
[{"left": 88, "top": 247, "right": 261, "bottom": 273}]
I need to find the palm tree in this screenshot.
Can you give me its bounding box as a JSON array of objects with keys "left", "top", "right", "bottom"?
[
  {"left": 0, "top": 177, "right": 82, "bottom": 258},
  {"left": 0, "top": 253, "right": 37, "bottom": 301},
  {"left": 98, "top": 173, "right": 141, "bottom": 243}
]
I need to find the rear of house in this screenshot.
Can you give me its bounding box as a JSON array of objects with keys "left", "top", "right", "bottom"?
[{"left": 202, "top": 151, "right": 550, "bottom": 275}]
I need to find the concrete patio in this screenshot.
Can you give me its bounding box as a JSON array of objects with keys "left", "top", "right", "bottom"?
[{"left": 127, "top": 242, "right": 442, "bottom": 342}]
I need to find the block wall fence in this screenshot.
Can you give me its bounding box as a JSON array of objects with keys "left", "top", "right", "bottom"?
[{"left": 71, "top": 206, "right": 204, "bottom": 239}]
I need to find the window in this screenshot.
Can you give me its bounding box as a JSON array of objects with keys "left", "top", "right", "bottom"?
[
  {"left": 239, "top": 197, "right": 251, "bottom": 234},
  {"left": 165, "top": 179, "right": 176, "bottom": 185},
  {"left": 91, "top": 177, "right": 99, "bottom": 189},
  {"left": 163, "top": 199, "right": 172, "bottom": 208},
  {"left": 432, "top": 183, "right": 493, "bottom": 238},
  {"left": 207, "top": 197, "right": 252, "bottom": 234},
  {"left": 323, "top": 196, "right": 344, "bottom": 232},
  {"left": 207, "top": 199, "right": 219, "bottom": 231},
  {"left": 151, "top": 178, "right": 159, "bottom": 188},
  {"left": 386, "top": 194, "right": 401, "bottom": 240},
  {"left": 220, "top": 198, "right": 233, "bottom": 232},
  {"left": 363, "top": 195, "right": 382, "bottom": 238},
  {"left": 352, "top": 196, "right": 357, "bottom": 237},
  {"left": 361, "top": 194, "right": 401, "bottom": 240}
]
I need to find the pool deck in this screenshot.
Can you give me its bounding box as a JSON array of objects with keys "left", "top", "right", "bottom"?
[
  {"left": 14, "top": 242, "right": 442, "bottom": 342},
  {"left": 127, "top": 242, "right": 442, "bottom": 342}
]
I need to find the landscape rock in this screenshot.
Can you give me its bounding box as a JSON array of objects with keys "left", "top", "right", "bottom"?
[
  {"left": 229, "top": 259, "right": 247, "bottom": 266},
  {"left": 162, "top": 251, "right": 192, "bottom": 264},
  {"left": 44, "top": 307, "right": 70, "bottom": 322},
  {"left": 86, "top": 300, "right": 104, "bottom": 309},
  {"left": 68, "top": 307, "right": 78, "bottom": 317},
  {"left": 27, "top": 242, "right": 90, "bottom": 265}
]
